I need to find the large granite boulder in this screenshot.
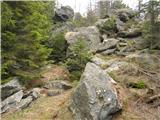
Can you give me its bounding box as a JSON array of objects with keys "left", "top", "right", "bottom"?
[
  {"left": 53, "top": 6, "right": 74, "bottom": 22},
  {"left": 1, "top": 78, "right": 22, "bottom": 101},
  {"left": 65, "top": 26, "right": 101, "bottom": 52},
  {"left": 69, "top": 62, "right": 122, "bottom": 120}
]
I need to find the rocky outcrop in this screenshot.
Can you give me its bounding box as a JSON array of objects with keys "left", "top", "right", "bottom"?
[
  {"left": 116, "top": 18, "right": 125, "bottom": 31},
  {"left": 1, "top": 78, "right": 22, "bottom": 101},
  {"left": 52, "top": 22, "right": 75, "bottom": 33},
  {"left": 97, "top": 38, "right": 119, "bottom": 52},
  {"left": 65, "top": 26, "right": 101, "bottom": 52},
  {"left": 70, "top": 62, "right": 122, "bottom": 120},
  {"left": 116, "top": 9, "right": 135, "bottom": 23},
  {"left": 16, "top": 96, "right": 33, "bottom": 110},
  {"left": 53, "top": 6, "right": 74, "bottom": 22},
  {"left": 1, "top": 90, "right": 23, "bottom": 113},
  {"left": 92, "top": 56, "right": 117, "bottom": 68},
  {"left": 117, "top": 28, "right": 141, "bottom": 38},
  {"left": 92, "top": 55, "right": 130, "bottom": 72},
  {"left": 1, "top": 79, "right": 41, "bottom": 114},
  {"left": 105, "top": 61, "right": 129, "bottom": 72}
]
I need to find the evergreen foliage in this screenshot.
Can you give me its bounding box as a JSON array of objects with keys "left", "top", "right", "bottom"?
[
  {"left": 1, "top": 1, "right": 54, "bottom": 85},
  {"left": 97, "top": 16, "right": 117, "bottom": 37},
  {"left": 141, "top": 0, "right": 160, "bottom": 49},
  {"left": 111, "top": 0, "right": 128, "bottom": 10},
  {"left": 64, "top": 39, "right": 92, "bottom": 81},
  {"left": 47, "top": 32, "right": 68, "bottom": 63}
]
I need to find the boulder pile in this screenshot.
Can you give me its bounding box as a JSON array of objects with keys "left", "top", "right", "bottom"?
[
  {"left": 1, "top": 78, "right": 40, "bottom": 114},
  {"left": 65, "top": 8, "right": 141, "bottom": 56}
]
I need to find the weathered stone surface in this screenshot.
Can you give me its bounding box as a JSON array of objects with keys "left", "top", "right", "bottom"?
[
  {"left": 52, "top": 22, "right": 75, "bottom": 33},
  {"left": 101, "top": 48, "right": 116, "bottom": 55},
  {"left": 53, "top": 6, "right": 74, "bottom": 22},
  {"left": 16, "top": 96, "right": 33, "bottom": 110},
  {"left": 91, "top": 56, "right": 118, "bottom": 69},
  {"left": 91, "top": 56, "right": 109, "bottom": 67},
  {"left": 65, "top": 26, "right": 101, "bottom": 52},
  {"left": 22, "top": 88, "right": 41, "bottom": 100},
  {"left": 116, "top": 18, "right": 125, "bottom": 31},
  {"left": 47, "top": 90, "right": 61, "bottom": 97},
  {"left": 105, "top": 61, "right": 129, "bottom": 73},
  {"left": 117, "top": 28, "right": 141, "bottom": 38},
  {"left": 1, "top": 90, "right": 23, "bottom": 113},
  {"left": 30, "top": 88, "right": 41, "bottom": 100},
  {"left": 97, "top": 38, "right": 119, "bottom": 52},
  {"left": 70, "top": 62, "right": 122, "bottom": 120},
  {"left": 126, "top": 52, "right": 157, "bottom": 68},
  {"left": 1, "top": 78, "right": 22, "bottom": 101},
  {"left": 44, "top": 81, "right": 72, "bottom": 90}
]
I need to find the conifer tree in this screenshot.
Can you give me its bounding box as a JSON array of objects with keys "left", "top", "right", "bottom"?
[{"left": 1, "top": 1, "right": 54, "bottom": 85}]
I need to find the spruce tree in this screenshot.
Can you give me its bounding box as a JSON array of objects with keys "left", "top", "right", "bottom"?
[{"left": 1, "top": 1, "right": 54, "bottom": 85}]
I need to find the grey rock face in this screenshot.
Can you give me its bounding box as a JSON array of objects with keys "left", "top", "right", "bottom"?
[
  {"left": 65, "top": 26, "right": 101, "bottom": 52},
  {"left": 101, "top": 48, "right": 116, "bottom": 55},
  {"left": 116, "top": 18, "right": 125, "bottom": 31},
  {"left": 126, "top": 52, "right": 156, "bottom": 67},
  {"left": 105, "top": 61, "right": 129, "bottom": 73},
  {"left": 47, "top": 90, "right": 61, "bottom": 97},
  {"left": 22, "top": 88, "right": 41, "bottom": 100},
  {"left": 53, "top": 6, "right": 74, "bottom": 22},
  {"left": 91, "top": 56, "right": 109, "bottom": 67},
  {"left": 16, "top": 96, "right": 33, "bottom": 110},
  {"left": 1, "top": 78, "right": 22, "bottom": 101},
  {"left": 97, "top": 38, "right": 119, "bottom": 52},
  {"left": 117, "top": 28, "right": 141, "bottom": 38},
  {"left": 44, "top": 81, "right": 72, "bottom": 90},
  {"left": 1, "top": 90, "right": 23, "bottom": 113},
  {"left": 52, "top": 22, "right": 75, "bottom": 33},
  {"left": 70, "top": 63, "right": 122, "bottom": 120},
  {"left": 30, "top": 89, "right": 40, "bottom": 100}
]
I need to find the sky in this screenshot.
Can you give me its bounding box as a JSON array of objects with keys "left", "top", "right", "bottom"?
[{"left": 57, "top": 0, "right": 148, "bottom": 15}]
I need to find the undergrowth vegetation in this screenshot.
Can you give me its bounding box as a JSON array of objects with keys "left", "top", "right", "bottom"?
[{"left": 64, "top": 39, "right": 92, "bottom": 81}]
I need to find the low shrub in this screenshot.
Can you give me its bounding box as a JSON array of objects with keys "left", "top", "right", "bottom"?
[
  {"left": 135, "top": 80, "right": 147, "bottom": 89},
  {"left": 64, "top": 39, "right": 92, "bottom": 81},
  {"left": 97, "top": 16, "right": 117, "bottom": 36},
  {"left": 47, "top": 32, "right": 68, "bottom": 63},
  {"left": 141, "top": 21, "right": 160, "bottom": 49},
  {"left": 126, "top": 80, "right": 147, "bottom": 89}
]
